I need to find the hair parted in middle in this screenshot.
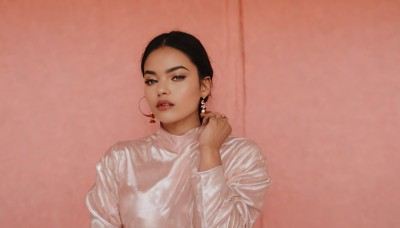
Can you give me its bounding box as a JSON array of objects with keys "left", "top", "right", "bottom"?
[{"left": 140, "top": 31, "right": 214, "bottom": 121}]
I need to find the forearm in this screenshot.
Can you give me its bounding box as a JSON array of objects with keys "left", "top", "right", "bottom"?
[
  {"left": 198, "top": 146, "right": 222, "bottom": 171},
  {"left": 191, "top": 166, "right": 269, "bottom": 227}
]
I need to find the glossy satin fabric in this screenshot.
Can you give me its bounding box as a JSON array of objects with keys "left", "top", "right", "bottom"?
[{"left": 86, "top": 126, "right": 271, "bottom": 228}]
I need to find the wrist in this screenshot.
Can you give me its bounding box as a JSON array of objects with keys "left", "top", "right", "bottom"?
[
  {"left": 199, "top": 144, "right": 219, "bottom": 152},
  {"left": 198, "top": 147, "right": 222, "bottom": 171}
]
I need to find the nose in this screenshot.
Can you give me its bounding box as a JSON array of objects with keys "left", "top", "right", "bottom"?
[{"left": 157, "top": 81, "right": 170, "bottom": 96}]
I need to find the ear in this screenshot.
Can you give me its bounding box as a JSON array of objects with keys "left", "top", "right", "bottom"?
[{"left": 200, "top": 76, "right": 212, "bottom": 98}]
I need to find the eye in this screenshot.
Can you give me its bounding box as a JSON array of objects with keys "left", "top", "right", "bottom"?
[
  {"left": 172, "top": 75, "right": 186, "bottom": 81},
  {"left": 144, "top": 79, "right": 157, "bottom": 86}
]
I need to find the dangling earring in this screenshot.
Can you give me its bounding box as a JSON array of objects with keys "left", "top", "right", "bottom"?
[
  {"left": 139, "top": 97, "right": 156, "bottom": 123},
  {"left": 200, "top": 97, "right": 207, "bottom": 116}
]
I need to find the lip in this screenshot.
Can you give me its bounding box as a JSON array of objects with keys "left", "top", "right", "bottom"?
[{"left": 156, "top": 100, "right": 174, "bottom": 111}]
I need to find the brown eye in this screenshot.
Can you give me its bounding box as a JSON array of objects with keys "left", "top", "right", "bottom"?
[
  {"left": 145, "top": 79, "right": 157, "bottom": 85},
  {"left": 172, "top": 75, "right": 186, "bottom": 81}
]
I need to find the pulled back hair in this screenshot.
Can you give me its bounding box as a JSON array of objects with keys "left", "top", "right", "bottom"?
[{"left": 140, "top": 31, "right": 213, "bottom": 102}]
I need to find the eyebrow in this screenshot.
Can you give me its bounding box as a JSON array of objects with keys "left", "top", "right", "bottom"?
[{"left": 144, "top": 66, "right": 190, "bottom": 75}]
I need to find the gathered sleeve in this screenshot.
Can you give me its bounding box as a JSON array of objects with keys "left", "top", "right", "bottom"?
[
  {"left": 86, "top": 143, "right": 122, "bottom": 228},
  {"left": 191, "top": 139, "right": 271, "bottom": 227}
]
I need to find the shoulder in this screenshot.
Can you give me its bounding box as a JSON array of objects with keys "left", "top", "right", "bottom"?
[
  {"left": 114, "top": 137, "right": 150, "bottom": 154},
  {"left": 220, "top": 136, "right": 266, "bottom": 169},
  {"left": 99, "top": 135, "right": 153, "bottom": 165},
  {"left": 222, "top": 136, "right": 264, "bottom": 158},
  {"left": 224, "top": 136, "right": 261, "bottom": 148},
  {"left": 221, "top": 136, "right": 269, "bottom": 181}
]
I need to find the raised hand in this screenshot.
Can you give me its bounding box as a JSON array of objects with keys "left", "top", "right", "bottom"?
[{"left": 198, "top": 111, "right": 232, "bottom": 171}]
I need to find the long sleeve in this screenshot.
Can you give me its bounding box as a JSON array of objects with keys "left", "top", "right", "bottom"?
[
  {"left": 191, "top": 139, "right": 271, "bottom": 228},
  {"left": 86, "top": 144, "right": 122, "bottom": 228}
]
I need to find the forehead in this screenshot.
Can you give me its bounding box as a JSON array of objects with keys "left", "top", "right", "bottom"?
[{"left": 144, "top": 46, "right": 196, "bottom": 71}]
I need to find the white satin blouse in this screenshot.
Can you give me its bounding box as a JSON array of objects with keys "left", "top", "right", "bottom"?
[{"left": 86, "top": 126, "right": 271, "bottom": 227}]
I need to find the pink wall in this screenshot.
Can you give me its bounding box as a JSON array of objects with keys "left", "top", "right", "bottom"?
[
  {"left": 243, "top": 1, "right": 400, "bottom": 227},
  {"left": 0, "top": 0, "right": 399, "bottom": 227}
]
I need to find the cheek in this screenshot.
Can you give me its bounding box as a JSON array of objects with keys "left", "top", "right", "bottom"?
[
  {"left": 180, "top": 84, "right": 201, "bottom": 106},
  {"left": 144, "top": 88, "right": 156, "bottom": 105}
]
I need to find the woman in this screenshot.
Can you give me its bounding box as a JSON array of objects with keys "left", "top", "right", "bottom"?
[{"left": 86, "top": 31, "right": 271, "bottom": 228}]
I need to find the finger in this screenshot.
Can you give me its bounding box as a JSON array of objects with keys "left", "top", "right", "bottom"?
[
  {"left": 202, "top": 111, "right": 215, "bottom": 118},
  {"left": 206, "top": 114, "right": 228, "bottom": 127},
  {"left": 200, "top": 110, "right": 212, "bottom": 118},
  {"left": 203, "top": 112, "right": 215, "bottom": 118},
  {"left": 207, "top": 112, "right": 220, "bottom": 118},
  {"left": 212, "top": 112, "right": 227, "bottom": 119},
  {"left": 201, "top": 116, "right": 210, "bottom": 126},
  {"left": 214, "top": 114, "right": 228, "bottom": 121},
  {"left": 201, "top": 112, "right": 229, "bottom": 126},
  {"left": 201, "top": 113, "right": 215, "bottom": 125},
  {"left": 217, "top": 114, "right": 227, "bottom": 119},
  {"left": 202, "top": 111, "right": 217, "bottom": 122}
]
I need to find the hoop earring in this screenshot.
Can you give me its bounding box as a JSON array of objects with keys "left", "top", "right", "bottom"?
[
  {"left": 200, "top": 97, "right": 207, "bottom": 116},
  {"left": 139, "top": 97, "right": 155, "bottom": 123}
]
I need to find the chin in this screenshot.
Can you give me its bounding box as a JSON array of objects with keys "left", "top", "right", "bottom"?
[
  {"left": 156, "top": 112, "right": 199, "bottom": 126},
  {"left": 154, "top": 114, "right": 181, "bottom": 124}
]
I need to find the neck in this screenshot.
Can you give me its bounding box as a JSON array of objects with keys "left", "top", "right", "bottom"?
[{"left": 161, "top": 115, "right": 200, "bottom": 136}]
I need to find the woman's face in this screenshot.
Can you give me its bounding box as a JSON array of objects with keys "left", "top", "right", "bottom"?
[{"left": 143, "top": 46, "right": 209, "bottom": 127}]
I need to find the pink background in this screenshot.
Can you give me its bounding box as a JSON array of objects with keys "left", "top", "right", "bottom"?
[{"left": 1, "top": 0, "right": 399, "bottom": 227}]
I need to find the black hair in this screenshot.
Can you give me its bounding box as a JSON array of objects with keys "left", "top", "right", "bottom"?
[{"left": 141, "top": 31, "right": 213, "bottom": 121}]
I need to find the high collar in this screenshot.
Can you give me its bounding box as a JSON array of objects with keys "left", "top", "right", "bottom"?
[{"left": 153, "top": 126, "right": 202, "bottom": 154}]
